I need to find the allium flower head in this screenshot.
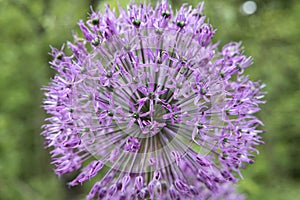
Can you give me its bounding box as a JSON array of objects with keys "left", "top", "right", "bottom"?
[{"left": 42, "top": 1, "right": 265, "bottom": 199}]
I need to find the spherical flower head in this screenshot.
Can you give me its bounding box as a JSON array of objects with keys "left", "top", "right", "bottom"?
[{"left": 42, "top": 1, "right": 265, "bottom": 199}]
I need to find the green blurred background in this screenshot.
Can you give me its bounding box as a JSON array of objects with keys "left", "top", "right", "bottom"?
[{"left": 0, "top": 0, "right": 299, "bottom": 199}]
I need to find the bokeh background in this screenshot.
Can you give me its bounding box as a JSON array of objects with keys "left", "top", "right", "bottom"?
[{"left": 0, "top": 0, "right": 299, "bottom": 199}]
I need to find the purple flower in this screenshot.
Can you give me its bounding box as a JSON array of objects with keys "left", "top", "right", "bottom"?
[{"left": 42, "top": 1, "right": 265, "bottom": 199}]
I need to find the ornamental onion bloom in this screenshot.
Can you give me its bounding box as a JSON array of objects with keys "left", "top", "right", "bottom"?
[{"left": 42, "top": 1, "right": 265, "bottom": 199}]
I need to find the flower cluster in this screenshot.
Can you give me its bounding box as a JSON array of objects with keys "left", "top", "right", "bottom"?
[{"left": 42, "top": 1, "right": 265, "bottom": 199}]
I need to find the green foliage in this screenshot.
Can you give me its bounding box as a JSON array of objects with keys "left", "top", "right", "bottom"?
[{"left": 0, "top": 0, "right": 299, "bottom": 199}]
